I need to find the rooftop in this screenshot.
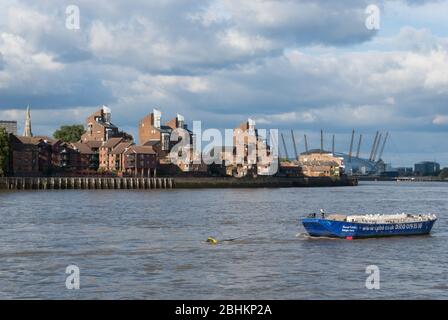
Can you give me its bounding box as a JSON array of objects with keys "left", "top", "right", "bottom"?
[
  {"left": 111, "top": 141, "right": 134, "bottom": 154},
  {"left": 72, "top": 142, "right": 94, "bottom": 154},
  {"left": 300, "top": 149, "right": 333, "bottom": 155},
  {"left": 125, "top": 145, "right": 156, "bottom": 155},
  {"left": 102, "top": 137, "right": 124, "bottom": 148},
  {"left": 85, "top": 140, "right": 102, "bottom": 149}
]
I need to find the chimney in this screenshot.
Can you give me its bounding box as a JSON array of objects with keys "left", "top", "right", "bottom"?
[
  {"left": 153, "top": 109, "right": 161, "bottom": 129},
  {"left": 102, "top": 105, "right": 111, "bottom": 123},
  {"left": 177, "top": 114, "right": 185, "bottom": 128}
]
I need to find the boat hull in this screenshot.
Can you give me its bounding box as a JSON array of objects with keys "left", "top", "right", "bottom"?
[{"left": 301, "top": 218, "right": 436, "bottom": 239}]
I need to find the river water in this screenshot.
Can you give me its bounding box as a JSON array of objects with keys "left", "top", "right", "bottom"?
[{"left": 0, "top": 181, "right": 447, "bottom": 299}]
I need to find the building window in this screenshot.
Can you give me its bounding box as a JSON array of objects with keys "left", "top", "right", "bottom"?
[{"left": 162, "top": 133, "right": 170, "bottom": 151}]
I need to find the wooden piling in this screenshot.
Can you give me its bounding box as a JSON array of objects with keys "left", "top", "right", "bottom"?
[{"left": 0, "top": 177, "right": 177, "bottom": 191}]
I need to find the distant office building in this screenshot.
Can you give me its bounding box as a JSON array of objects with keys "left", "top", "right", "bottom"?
[
  {"left": 396, "top": 167, "right": 413, "bottom": 176},
  {"left": 414, "top": 161, "right": 440, "bottom": 176},
  {"left": 0, "top": 120, "right": 17, "bottom": 135}
]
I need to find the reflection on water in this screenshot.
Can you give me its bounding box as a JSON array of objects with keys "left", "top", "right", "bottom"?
[{"left": 0, "top": 181, "right": 447, "bottom": 299}]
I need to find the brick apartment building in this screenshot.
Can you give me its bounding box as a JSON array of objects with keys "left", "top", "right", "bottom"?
[
  {"left": 8, "top": 135, "right": 40, "bottom": 176},
  {"left": 71, "top": 141, "right": 100, "bottom": 173},
  {"left": 227, "top": 118, "right": 274, "bottom": 177},
  {"left": 8, "top": 135, "right": 82, "bottom": 176},
  {"left": 139, "top": 109, "right": 172, "bottom": 152},
  {"left": 99, "top": 137, "right": 128, "bottom": 171},
  {"left": 81, "top": 105, "right": 132, "bottom": 143},
  {"left": 75, "top": 138, "right": 156, "bottom": 177},
  {"left": 139, "top": 109, "right": 206, "bottom": 175},
  {"left": 47, "top": 138, "right": 79, "bottom": 172},
  {"left": 122, "top": 145, "right": 157, "bottom": 177},
  {"left": 108, "top": 141, "right": 134, "bottom": 172},
  {"left": 98, "top": 139, "right": 157, "bottom": 177},
  {"left": 77, "top": 106, "right": 139, "bottom": 175}
]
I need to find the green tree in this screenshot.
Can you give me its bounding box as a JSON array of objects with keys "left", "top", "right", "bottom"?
[
  {"left": 439, "top": 167, "right": 448, "bottom": 180},
  {"left": 53, "top": 124, "right": 85, "bottom": 142},
  {"left": 0, "top": 128, "right": 10, "bottom": 176}
]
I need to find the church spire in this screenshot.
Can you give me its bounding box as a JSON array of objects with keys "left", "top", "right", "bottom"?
[{"left": 23, "top": 105, "right": 33, "bottom": 137}]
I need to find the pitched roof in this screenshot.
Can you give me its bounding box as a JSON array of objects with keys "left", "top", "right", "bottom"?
[
  {"left": 102, "top": 137, "right": 124, "bottom": 148},
  {"left": 9, "top": 136, "right": 57, "bottom": 152},
  {"left": 33, "top": 135, "right": 51, "bottom": 140},
  {"left": 85, "top": 140, "right": 102, "bottom": 149},
  {"left": 142, "top": 140, "right": 160, "bottom": 147},
  {"left": 16, "top": 136, "right": 46, "bottom": 145},
  {"left": 111, "top": 141, "right": 134, "bottom": 154},
  {"left": 72, "top": 142, "right": 94, "bottom": 154},
  {"left": 125, "top": 145, "right": 156, "bottom": 155},
  {"left": 34, "top": 136, "right": 63, "bottom": 146}
]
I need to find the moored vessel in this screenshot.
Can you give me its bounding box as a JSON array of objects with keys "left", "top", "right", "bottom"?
[{"left": 301, "top": 211, "right": 437, "bottom": 239}]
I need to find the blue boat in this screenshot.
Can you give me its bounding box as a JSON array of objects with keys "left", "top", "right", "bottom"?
[{"left": 301, "top": 212, "right": 437, "bottom": 239}]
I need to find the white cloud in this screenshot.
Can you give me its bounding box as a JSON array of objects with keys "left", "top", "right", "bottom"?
[
  {"left": 187, "top": 0, "right": 232, "bottom": 26},
  {"left": 6, "top": 5, "right": 51, "bottom": 36},
  {"left": 218, "top": 29, "right": 273, "bottom": 53},
  {"left": 88, "top": 21, "right": 117, "bottom": 54},
  {"left": 0, "top": 32, "right": 64, "bottom": 89},
  {"left": 433, "top": 115, "right": 448, "bottom": 125},
  {"left": 254, "top": 111, "right": 317, "bottom": 125},
  {"left": 130, "top": 75, "right": 209, "bottom": 95},
  {"left": 0, "top": 0, "right": 447, "bottom": 168}
]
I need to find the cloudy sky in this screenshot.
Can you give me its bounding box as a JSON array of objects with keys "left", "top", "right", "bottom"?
[{"left": 0, "top": 0, "right": 447, "bottom": 166}]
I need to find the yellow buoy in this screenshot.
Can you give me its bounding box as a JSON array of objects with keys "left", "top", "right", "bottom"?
[{"left": 206, "top": 237, "right": 218, "bottom": 245}]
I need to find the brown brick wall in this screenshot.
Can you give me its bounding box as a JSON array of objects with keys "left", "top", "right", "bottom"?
[{"left": 138, "top": 114, "right": 160, "bottom": 145}]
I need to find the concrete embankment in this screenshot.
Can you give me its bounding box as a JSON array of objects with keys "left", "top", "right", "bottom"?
[
  {"left": 0, "top": 175, "right": 357, "bottom": 190},
  {"left": 173, "top": 176, "right": 357, "bottom": 188}
]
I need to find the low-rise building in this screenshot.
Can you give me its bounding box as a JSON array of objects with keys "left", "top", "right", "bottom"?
[
  {"left": 13, "top": 136, "right": 54, "bottom": 175},
  {"left": 122, "top": 145, "right": 157, "bottom": 177},
  {"left": 109, "top": 141, "right": 134, "bottom": 173},
  {"left": 49, "top": 140, "right": 79, "bottom": 173},
  {"left": 86, "top": 138, "right": 158, "bottom": 177},
  {"left": 71, "top": 142, "right": 100, "bottom": 174},
  {"left": 0, "top": 120, "right": 17, "bottom": 135},
  {"left": 279, "top": 161, "right": 303, "bottom": 177},
  {"left": 9, "top": 135, "right": 87, "bottom": 176},
  {"left": 8, "top": 135, "right": 40, "bottom": 176},
  {"left": 99, "top": 137, "right": 130, "bottom": 171},
  {"left": 7, "top": 131, "right": 108, "bottom": 176},
  {"left": 298, "top": 150, "right": 344, "bottom": 177},
  {"left": 414, "top": 161, "right": 440, "bottom": 176},
  {"left": 33, "top": 136, "right": 79, "bottom": 172}
]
